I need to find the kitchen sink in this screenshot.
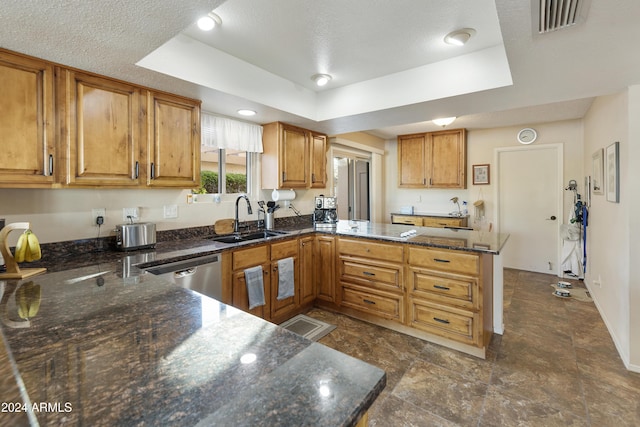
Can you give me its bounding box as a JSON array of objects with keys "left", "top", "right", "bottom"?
[{"left": 210, "top": 230, "right": 289, "bottom": 244}]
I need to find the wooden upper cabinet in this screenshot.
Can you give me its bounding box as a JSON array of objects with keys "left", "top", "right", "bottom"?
[
  {"left": 262, "top": 122, "right": 327, "bottom": 189},
  {"left": 280, "top": 124, "right": 308, "bottom": 187},
  {"left": 146, "top": 92, "right": 201, "bottom": 188},
  {"left": 310, "top": 132, "right": 327, "bottom": 188},
  {"left": 59, "top": 69, "right": 143, "bottom": 187},
  {"left": 430, "top": 129, "right": 466, "bottom": 188},
  {"left": 0, "top": 48, "right": 201, "bottom": 189},
  {"left": 397, "top": 128, "right": 466, "bottom": 189},
  {"left": 0, "top": 50, "right": 55, "bottom": 187},
  {"left": 397, "top": 133, "right": 427, "bottom": 186}
]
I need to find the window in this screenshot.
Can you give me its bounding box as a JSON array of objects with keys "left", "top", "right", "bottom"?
[
  {"left": 200, "top": 147, "right": 250, "bottom": 194},
  {"left": 200, "top": 113, "right": 262, "bottom": 195}
]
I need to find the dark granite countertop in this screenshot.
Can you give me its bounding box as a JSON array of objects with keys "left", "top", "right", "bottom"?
[
  {"left": 0, "top": 219, "right": 509, "bottom": 425},
  {"left": 327, "top": 220, "right": 509, "bottom": 255},
  {"left": 0, "top": 264, "right": 385, "bottom": 426}
]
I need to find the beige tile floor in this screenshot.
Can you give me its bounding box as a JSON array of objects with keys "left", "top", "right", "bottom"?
[{"left": 307, "top": 268, "right": 640, "bottom": 426}]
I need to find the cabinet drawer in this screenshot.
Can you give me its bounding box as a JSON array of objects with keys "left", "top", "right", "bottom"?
[
  {"left": 409, "top": 300, "right": 480, "bottom": 346},
  {"left": 410, "top": 268, "right": 478, "bottom": 309},
  {"left": 340, "top": 258, "right": 401, "bottom": 291},
  {"left": 232, "top": 245, "right": 269, "bottom": 270},
  {"left": 422, "top": 217, "right": 463, "bottom": 228},
  {"left": 391, "top": 215, "right": 422, "bottom": 226},
  {"left": 340, "top": 284, "right": 404, "bottom": 322},
  {"left": 408, "top": 247, "right": 479, "bottom": 276},
  {"left": 271, "top": 239, "right": 298, "bottom": 259},
  {"left": 338, "top": 238, "right": 404, "bottom": 263}
]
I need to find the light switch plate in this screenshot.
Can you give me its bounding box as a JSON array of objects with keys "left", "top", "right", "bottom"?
[{"left": 163, "top": 205, "right": 178, "bottom": 219}]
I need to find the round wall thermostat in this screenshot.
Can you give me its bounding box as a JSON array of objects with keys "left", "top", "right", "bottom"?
[{"left": 517, "top": 128, "right": 537, "bottom": 144}]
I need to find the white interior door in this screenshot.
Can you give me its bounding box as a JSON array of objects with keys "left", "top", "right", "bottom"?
[{"left": 497, "top": 144, "right": 562, "bottom": 275}]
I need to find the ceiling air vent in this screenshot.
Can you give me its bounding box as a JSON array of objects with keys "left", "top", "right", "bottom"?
[{"left": 536, "top": 0, "right": 590, "bottom": 33}]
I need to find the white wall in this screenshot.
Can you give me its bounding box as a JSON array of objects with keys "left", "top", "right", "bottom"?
[
  {"left": 628, "top": 86, "right": 640, "bottom": 368},
  {"left": 0, "top": 186, "right": 323, "bottom": 247},
  {"left": 583, "top": 90, "right": 637, "bottom": 370},
  {"left": 384, "top": 120, "right": 584, "bottom": 229}
]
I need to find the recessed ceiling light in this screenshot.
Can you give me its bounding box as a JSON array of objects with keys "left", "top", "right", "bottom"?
[
  {"left": 197, "top": 12, "right": 221, "bottom": 31},
  {"left": 237, "top": 109, "right": 256, "bottom": 116},
  {"left": 432, "top": 117, "right": 457, "bottom": 127},
  {"left": 444, "top": 28, "right": 476, "bottom": 46},
  {"left": 311, "top": 74, "right": 332, "bottom": 87}
]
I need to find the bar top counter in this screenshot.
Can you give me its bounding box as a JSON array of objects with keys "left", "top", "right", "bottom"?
[{"left": 0, "top": 263, "right": 385, "bottom": 426}]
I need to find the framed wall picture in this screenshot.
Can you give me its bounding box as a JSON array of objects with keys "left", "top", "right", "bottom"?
[
  {"left": 592, "top": 149, "right": 604, "bottom": 194},
  {"left": 606, "top": 141, "right": 620, "bottom": 203},
  {"left": 472, "top": 164, "right": 490, "bottom": 185}
]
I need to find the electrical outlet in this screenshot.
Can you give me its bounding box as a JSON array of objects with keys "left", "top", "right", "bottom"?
[
  {"left": 92, "top": 208, "right": 106, "bottom": 226},
  {"left": 163, "top": 205, "right": 178, "bottom": 219},
  {"left": 122, "top": 207, "right": 139, "bottom": 221},
  {"left": 593, "top": 275, "right": 602, "bottom": 288}
]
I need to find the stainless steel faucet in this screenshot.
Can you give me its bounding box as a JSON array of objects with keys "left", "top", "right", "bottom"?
[{"left": 234, "top": 195, "right": 253, "bottom": 232}]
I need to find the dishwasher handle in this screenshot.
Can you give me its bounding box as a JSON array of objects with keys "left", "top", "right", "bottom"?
[{"left": 174, "top": 268, "right": 197, "bottom": 279}]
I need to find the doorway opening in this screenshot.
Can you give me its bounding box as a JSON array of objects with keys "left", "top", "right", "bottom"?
[{"left": 333, "top": 154, "right": 370, "bottom": 221}]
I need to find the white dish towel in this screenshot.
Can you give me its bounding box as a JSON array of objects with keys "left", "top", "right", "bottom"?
[
  {"left": 244, "top": 266, "right": 265, "bottom": 309},
  {"left": 277, "top": 257, "right": 295, "bottom": 300}
]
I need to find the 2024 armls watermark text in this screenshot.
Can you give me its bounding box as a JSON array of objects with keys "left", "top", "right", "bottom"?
[{"left": 2, "top": 401, "right": 72, "bottom": 413}]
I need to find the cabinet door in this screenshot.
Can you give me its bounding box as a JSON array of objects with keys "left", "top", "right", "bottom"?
[
  {"left": 232, "top": 265, "right": 270, "bottom": 319},
  {"left": 146, "top": 92, "right": 200, "bottom": 188},
  {"left": 315, "top": 235, "right": 336, "bottom": 303},
  {"left": 0, "top": 51, "right": 55, "bottom": 187},
  {"left": 429, "top": 129, "right": 466, "bottom": 188},
  {"left": 299, "top": 236, "right": 316, "bottom": 305},
  {"left": 310, "top": 132, "right": 327, "bottom": 188},
  {"left": 397, "top": 134, "right": 426, "bottom": 187},
  {"left": 61, "top": 70, "right": 143, "bottom": 186},
  {"left": 270, "top": 239, "right": 299, "bottom": 322},
  {"left": 280, "top": 124, "right": 309, "bottom": 188}
]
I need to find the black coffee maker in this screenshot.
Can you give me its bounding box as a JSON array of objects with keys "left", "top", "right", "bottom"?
[{"left": 314, "top": 196, "right": 338, "bottom": 227}]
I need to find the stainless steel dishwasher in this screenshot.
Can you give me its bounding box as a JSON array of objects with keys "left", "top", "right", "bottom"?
[{"left": 143, "top": 254, "right": 222, "bottom": 301}]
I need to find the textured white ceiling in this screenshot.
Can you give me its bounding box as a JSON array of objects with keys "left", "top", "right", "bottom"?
[{"left": 2, "top": 0, "right": 640, "bottom": 138}]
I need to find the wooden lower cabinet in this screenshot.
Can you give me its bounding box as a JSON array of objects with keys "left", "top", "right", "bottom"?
[
  {"left": 232, "top": 264, "right": 271, "bottom": 319},
  {"left": 315, "top": 235, "right": 336, "bottom": 303},
  {"left": 340, "top": 283, "right": 404, "bottom": 321},
  {"left": 391, "top": 214, "right": 468, "bottom": 228},
  {"left": 337, "top": 237, "right": 405, "bottom": 322},
  {"left": 270, "top": 239, "right": 300, "bottom": 323},
  {"left": 231, "top": 245, "right": 271, "bottom": 319},
  {"left": 223, "top": 233, "right": 493, "bottom": 358},
  {"left": 229, "top": 237, "right": 315, "bottom": 323},
  {"left": 299, "top": 236, "right": 316, "bottom": 305},
  {"left": 409, "top": 299, "right": 481, "bottom": 346},
  {"left": 318, "top": 235, "right": 493, "bottom": 359},
  {"left": 406, "top": 246, "right": 493, "bottom": 357}
]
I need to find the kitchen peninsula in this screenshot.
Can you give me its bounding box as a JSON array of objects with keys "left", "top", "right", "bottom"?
[
  {"left": 0, "top": 264, "right": 384, "bottom": 426},
  {"left": 0, "top": 220, "right": 507, "bottom": 426}
]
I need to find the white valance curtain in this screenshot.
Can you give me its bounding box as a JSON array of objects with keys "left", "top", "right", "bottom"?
[{"left": 201, "top": 113, "right": 263, "bottom": 153}]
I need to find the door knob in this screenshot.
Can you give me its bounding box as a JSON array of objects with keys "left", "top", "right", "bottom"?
[{"left": 547, "top": 215, "right": 557, "bottom": 221}]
